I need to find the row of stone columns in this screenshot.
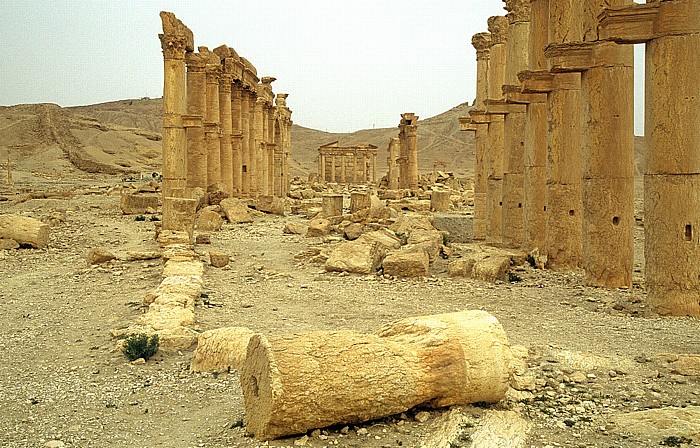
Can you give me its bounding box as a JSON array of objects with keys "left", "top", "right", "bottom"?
[
  {"left": 460, "top": 0, "right": 700, "bottom": 316},
  {"left": 318, "top": 144, "right": 378, "bottom": 185},
  {"left": 159, "top": 11, "right": 293, "bottom": 206}
]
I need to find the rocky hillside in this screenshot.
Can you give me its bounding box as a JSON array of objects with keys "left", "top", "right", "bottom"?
[{"left": 2, "top": 97, "right": 643, "bottom": 181}]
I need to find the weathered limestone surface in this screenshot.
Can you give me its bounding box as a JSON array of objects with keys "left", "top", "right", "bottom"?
[
  {"left": 241, "top": 310, "right": 513, "bottom": 440},
  {"left": 86, "top": 247, "right": 116, "bottom": 266},
  {"left": 195, "top": 209, "right": 224, "bottom": 231},
  {"left": 220, "top": 198, "right": 253, "bottom": 223},
  {"left": 430, "top": 190, "right": 451, "bottom": 212},
  {"left": 162, "top": 197, "right": 198, "bottom": 240},
  {"left": 0, "top": 215, "right": 49, "bottom": 249},
  {"left": 325, "top": 240, "right": 385, "bottom": 274},
  {"left": 120, "top": 193, "right": 159, "bottom": 215},
  {"left": 190, "top": 327, "right": 256, "bottom": 373},
  {"left": 322, "top": 193, "right": 343, "bottom": 217},
  {"left": 382, "top": 248, "right": 430, "bottom": 278}
]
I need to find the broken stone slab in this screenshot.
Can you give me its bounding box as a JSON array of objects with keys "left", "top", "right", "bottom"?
[
  {"left": 305, "top": 218, "right": 331, "bottom": 237},
  {"left": 190, "top": 327, "right": 256, "bottom": 373},
  {"left": 343, "top": 222, "right": 364, "bottom": 240},
  {"left": 120, "top": 193, "right": 159, "bottom": 215},
  {"left": 0, "top": 238, "right": 19, "bottom": 250},
  {"left": 256, "top": 195, "right": 286, "bottom": 215},
  {"left": 195, "top": 209, "right": 223, "bottom": 231},
  {"left": 407, "top": 229, "right": 445, "bottom": 263},
  {"left": 282, "top": 222, "right": 307, "bottom": 235},
  {"left": 325, "top": 240, "right": 385, "bottom": 275},
  {"left": 356, "top": 229, "right": 402, "bottom": 250},
  {"left": 162, "top": 259, "right": 204, "bottom": 278},
  {"left": 382, "top": 247, "right": 430, "bottom": 277},
  {"left": 219, "top": 198, "right": 253, "bottom": 223},
  {"left": 0, "top": 214, "right": 49, "bottom": 249},
  {"left": 157, "top": 230, "right": 192, "bottom": 247},
  {"left": 241, "top": 310, "right": 514, "bottom": 440},
  {"left": 143, "top": 275, "right": 203, "bottom": 306},
  {"left": 449, "top": 253, "right": 511, "bottom": 283},
  {"left": 612, "top": 407, "right": 700, "bottom": 444},
  {"left": 432, "top": 212, "right": 474, "bottom": 243},
  {"left": 86, "top": 247, "right": 116, "bottom": 266},
  {"left": 125, "top": 250, "right": 162, "bottom": 261},
  {"left": 653, "top": 353, "right": 700, "bottom": 376},
  {"left": 139, "top": 305, "right": 196, "bottom": 331}
]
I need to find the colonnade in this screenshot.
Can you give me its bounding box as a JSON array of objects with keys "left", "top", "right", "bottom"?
[
  {"left": 159, "top": 11, "right": 292, "bottom": 205},
  {"left": 460, "top": 0, "right": 700, "bottom": 316},
  {"left": 318, "top": 142, "right": 378, "bottom": 185}
]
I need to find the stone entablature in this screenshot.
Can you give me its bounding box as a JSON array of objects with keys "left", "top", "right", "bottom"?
[{"left": 318, "top": 142, "right": 378, "bottom": 185}]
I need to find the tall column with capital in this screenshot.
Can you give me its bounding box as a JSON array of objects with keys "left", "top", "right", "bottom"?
[
  {"left": 231, "top": 83, "right": 243, "bottom": 196},
  {"left": 320, "top": 153, "right": 326, "bottom": 184},
  {"left": 219, "top": 73, "right": 233, "bottom": 194},
  {"left": 387, "top": 138, "right": 399, "bottom": 190},
  {"left": 484, "top": 16, "right": 508, "bottom": 243},
  {"left": 340, "top": 154, "right": 347, "bottom": 184},
  {"left": 371, "top": 152, "right": 377, "bottom": 183},
  {"left": 159, "top": 12, "right": 193, "bottom": 199},
  {"left": 501, "top": 0, "right": 531, "bottom": 248},
  {"left": 252, "top": 97, "right": 265, "bottom": 197},
  {"left": 260, "top": 104, "right": 270, "bottom": 196},
  {"left": 399, "top": 113, "right": 419, "bottom": 192},
  {"left": 330, "top": 154, "right": 337, "bottom": 183},
  {"left": 240, "top": 89, "right": 251, "bottom": 195},
  {"left": 203, "top": 49, "right": 222, "bottom": 189},
  {"left": 184, "top": 51, "right": 207, "bottom": 190},
  {"left": 600, "top": 0, "right": 700, "bottom": 314}
]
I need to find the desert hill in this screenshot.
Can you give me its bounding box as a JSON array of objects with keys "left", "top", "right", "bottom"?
[{"left": 1, "top": 97, "right": 643, "bottom": 182}]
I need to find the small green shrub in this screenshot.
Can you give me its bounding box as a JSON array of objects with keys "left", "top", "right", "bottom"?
[
  {"left": 135, "top": 215, "right": 146, "bottom": 222},
  {"left": 660, "top": 436, "right": 693, "bottom": 447},
  {"left": 122, "top": 333, "right": 159, "bottom": 361},
  {"left": 508, "top": 272, "right": 522, "bottom": 283},
  {"left": 149, "top": 215, "right": 160, "bottom": 222}
]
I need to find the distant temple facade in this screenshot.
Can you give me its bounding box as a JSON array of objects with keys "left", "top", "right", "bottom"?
[{"left": 318, "top": 141, "right": 378, "bottom": 185}]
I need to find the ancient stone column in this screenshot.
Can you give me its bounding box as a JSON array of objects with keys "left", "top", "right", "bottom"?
[
  {"left": 546, "top": 0, "right": 635, "bottom": 288},
  {"left": 240, "top": 89, "right": 252, "bottom": 195},
  {"left": 500, "top": 0, "right": 531, "bottom": 248},
  {"left": 520, "top": 0, "right": 549, "bottom": 255},
  {"left": 330, "top": 154, "right": 337, "bottom": 183},
  {"left": 399, "top": 113, "right": 419, "bottom": 192},
  {"left": 231, "top": 83, "right": 243, "bottom": 196},
  {"left": 371, "top": 152, "right": 377, "bottom": 183},
  {"left": 340, "top": 153, "right": 347, "bottom": 184},
  {"left": 352, "top": 152, "right": 358, "bottom": 184},
  {"left": 159, "top": 12, "right": 193, "bottom": 199},
  {"left": 184, "top": 51, "right": 207, "bottom": 191},
  {"left": 387, "top": 137, "right": 400, "bottom": 190},
  {"left": 484, "top": 16, "right": 508, "bottom": 244},
  {"left": 203, "top": 49, "right": 222, "bottom": 190},
  {"left": 219, "top": 74, "right": 233, "bottom": 194},
  {"left": 252, "top": 97, "right": 265, "bottom": 197},
  {"left": 260, "top": 105, "right": 270, "bottom": 197},
  {"left": 600, "top": 0, "right": 700, "bottom": 315},
  {"left": 319, "top": 153, "right": 326, "bottom": 184}
]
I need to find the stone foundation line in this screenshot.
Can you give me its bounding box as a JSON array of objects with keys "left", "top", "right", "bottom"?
[{"left": 459, "top": 0, "right": 700, "bottom": 316}]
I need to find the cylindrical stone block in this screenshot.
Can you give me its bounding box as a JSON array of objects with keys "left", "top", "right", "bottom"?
[
  {"left": 486, "top": 178, "right": 503, "bottom": 244},
  {"left": 219, "top": 79, "right": 233, "bottom": 195},
  {"left": 645, "top": 174, "right": 700, "bottom": 316},
  {"left": 240, "top": 91, "right": 251, "bottom": 196},
  {"left": 529, "top": 0, "right": 549, "bottom": 70},
  {"left": 322, "top": 194, "right": 344, "bottom": 217},
  {"left": 502, "top": 173, "right": 524, "bottom": 248},
  {"left": 582, "top": 177, "right": 633, "bottom": 288},
  {"left": 430, "top": 190, "right": 451, "bottom": 212},
  {"left": 545, "top": 183, "right": 582, "bottom": 270},
  {"left": 524, "top": 165, "right": 547, "bottom": 253}
]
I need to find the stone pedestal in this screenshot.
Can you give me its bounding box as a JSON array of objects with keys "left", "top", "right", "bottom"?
[
  {"left": 350, "top": 191, "right": 372, "bottom": 213},
  {"left": 322, "top": 194, "right": 344, "bottom": 217},
  {"left": 430, "top": 190, "right": 451, "bottom": 212}
]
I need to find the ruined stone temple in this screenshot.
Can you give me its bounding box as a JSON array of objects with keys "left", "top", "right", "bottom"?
[
  {"left": 317, "top": 141, "right": 378, "bottom": 185},
  {"left": 158, "top": 12, "right": 292, "bottom": 211},
  {"left": 460, "top": 0, "right": 700, "bottom": 317}
]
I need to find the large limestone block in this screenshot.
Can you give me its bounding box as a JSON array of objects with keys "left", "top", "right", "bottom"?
[
  {"left": 472, "top": 255, "right": 511, "bottom": 283},
  {"left": 156, "top": 326, "right": 199, "bottom": 354},
  {"left": 0, "top": 215, "right": 49, "bottom": 249},
  {"left": 120, "top": 193, "right": 159, "bottom": 215},
  {"left": 162, "top": 259, "right": 204, "bottom": 278},
  {"left": 433, "top": 213, "right": 473, "bottom": 244},
  {"left": 162, "top": 197, "right": 198, "bottom": 239},
  {"left": 430, "top": 190, "right": 452, "bottom": 212},
  {"left": 406, "top": 229, "right": 444, "bottom": 263},
  {"left": 305, "top": 218, "right": 331, "bottom": 237},
  {"left": 322, "top": 193, "right": 344, "bottom": 217},
  {"left": 190, "top": 327, "right": 256, "bottom": 373},
  {"left": 139, "top": 305, "right": 196, "bottom": 331},
  {"left": 241, "top": 310, "right": 513, "bottom": 440},
  {"left": 256, "top": 196, "right": 285, "bottom": 216},
  {"left": 325, "top": 240, "right": 385, "bottom": 274},
  {"left": 357, "top": 229, "right": 402, "bottom": 250},
  {"left": 195, "top": 209, "right": 224, "bottom": 231},
  {"left": 219, "top": 198, "right": 253, "bottom": 223},
  {"left": 382, "top": 248, "right": 430, "bottom": 277},
  {"left": 350, "top": 191, "right": 371, "bottom": 213},
  {"left": 144, "top": 275, "right": 203, "bottom": 306}
]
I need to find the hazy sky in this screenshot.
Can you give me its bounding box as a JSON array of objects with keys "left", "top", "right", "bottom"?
[{"left": 1, "top": 1, "right": 644, "bottom": 134}]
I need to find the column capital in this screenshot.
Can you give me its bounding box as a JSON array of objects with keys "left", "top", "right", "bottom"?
[
  {"left": 219, "top": 74, "right": 233, "bottom": 92},
  {"left": 598, "top": 0, "right": 700, "bottom": 44},
  {"left": 504, "top": 0, "right": 531, "bottom": 25},
  {"left": 276, "top": 93, "right": 288, "bottom": 107},
  {"left": 159, "top": 34, "right": 189, "bottom": 60},
  {"left": 185, "top": 51, "right": 207, "bottom": 71},
  {"left": 472, "top": 32, "right": 492, "bottom": 59},
  {"left": 488, "top": 16, "right": 509, "bottom": 45}
]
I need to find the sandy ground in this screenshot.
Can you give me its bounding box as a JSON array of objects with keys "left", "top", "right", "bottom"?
[{"left": 0, "top": 175, "right": 698, "bottom": 448}]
